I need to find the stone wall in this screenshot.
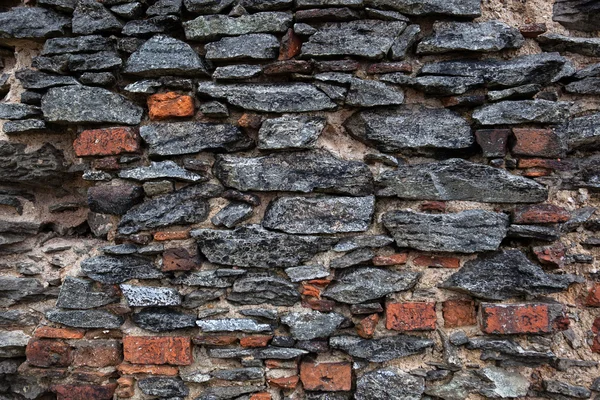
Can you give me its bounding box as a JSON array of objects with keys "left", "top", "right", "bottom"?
[{"left": 1, "top": 0, "right": 600, "bottom": 399}]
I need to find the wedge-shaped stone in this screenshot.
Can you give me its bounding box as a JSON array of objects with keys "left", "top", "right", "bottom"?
[
  {"left": 197, "top": 82, "right": 336, "bottom": 112},
  {"left": 81, "top": 255, "right": 164, "bottom": 284},
  {"left": 124, "top": 34, "right": 208, "bottom": 77},
  {"left": 227, "top": 273, "right": 300, "bottom": 306},
  {"left": 120, "top": 284, "right": 181, "bottom": 306},
  {"left": 263, "top": 195, "right": 374, "bottom": 234},
  {"left": 205, "top": 34, "right": 279, "bottom": 60},
  {"left": 119, "top": 161, "right": 204, "bottom": 182},
  {"left": 382, "top": 210, "right": 508, "bottom": 253},
  {"left": 139, "top": 377, "right": 188, "bottom": 398},
  {"left": 330, "top": 335, "right": 434, "bottom": 362},
  {"left": 258, "top": 115, "right": 326, "bottom": 150},
  {"left": 473, "top": 100, "right": 571, "bottom": 125},
  {"left": 314, "top": 72, "right": 404, "bottom": 107},
  {"left": 208, "top": 346, "right": 308, "bottom": 359},
  {"left": 377, "top": 158, "right": 548, "bottom": 203},
  {"left": 0, "top": 104, "right": 41, "bottom": 120},
  {"left": 344, "top": 106, "right": 472, "bottom": 152},
  {"left": 42, "top": 86, "right": 143, "bottom": 125},
  {"left": 46, "top": 309, "right": 124, "bottom": 329},
  {"left": 184, "top": 12, "right": 292, "bottom": 40},
  {"left": 364, "top": 0, "right": 481, "bottom": 17},
  {"left": 417, "top": 21, "right": 523, "bottom": 54},
  {"left": 214, "top": 150, "right": 373, "bottom": 196},
  {"left": 442, "top": 250, "right": 582, "bottom": 300},
  {"left": 356, "top": 368, "right": 425, "bottom": 400},
  {"left": 0, "top": 331, "right": 30, "bottom": 358},
  {"left": 197, "top": 318, "right": 272, "bottom": 333},
  {"left": 333, "top": 235, "right": 394, "bottom": 252},
  {"left": 553, "top": 0, "right": 600, "bottom": 31},
  {"left": 140, "top": 122, "right": 245, "bottom": 156},
  {"left": 16, "top": 69, "right": 79, "bottom": 90},
  {"left": 118, "top": 183, "right": 221, "bottom": 235},
  {"left": 281, "top": 311, "right": 345, "bottom": 340},
  {"left": 56, "top": 277, "right": 119, "bottom": 309},
  {"left": 0, "top": 7, "right": 70, "bottom": 39},
  {"left": 172, "top": 270, "right": 236, "bottom": 288},
  {"left": 42, "top": 35, "right": 114, "bottom": 55},
  {"left": 301, "top": 20, "right": 406, "bottom": 59},
  {"left": 324, "top": 268, "right": 420, "bottom": 304},
  {"left": 538, "top": 33, "right": 600, "bottom": 57},
  {"left": 72, "top": 0, "right": 122, "bottom": 35},
  {"left": 133, "top": 307, "right": 197, "bottom": 332},
  {"left": 559, "top": 113, "right": 600, "bottom": 150}
]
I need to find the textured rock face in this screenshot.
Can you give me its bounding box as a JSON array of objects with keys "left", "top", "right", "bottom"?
[
  {"left": 119, "top": 161, "right": 204, "bottom": 182},
  {"left": 0, "top": 142, "right": 69, "bottom": 187},
  {"left": 258, "top": 115, "right": 326, "bottom": 150},
  {"left": 205, "top": 34, "right": 280, "bottom": 60},
  {"left": 330, "top": 335, "right": 434, "bottom": 362},
  {"left": 382, "top": 210, "right": 508, "bottom": 253},
  {"left": 473, "top": 100, "right": 571, "bottom": 125},
  {"left": 72, "top": 0, "right": 122, "bottom": 35},
  {"left": 538, "top": 33, "right": 600, "bottom": 57},
  {"left": 227, "top": 273, "right": 300, "bottom": 306},
  {"left": 364, "top": 0, "right": 481, "bottom": 17},
  {"left": 560, "top": 113, "right": 600, "bottom": 150},
  {"left": 120, "top": 284, "right": 181, "bottom": 306},
  {"left": 56, "top": 277, "right": 119, "bottom": 309},
  {"left": 197, "top": 318, "right": 272, "bottom": 333},
  {"left": 315, "top": 72, "right": 405, "bottom": 107},
  {"left": 0, "top": 7, "right": 70, "bottom": 39},
  {"left": 81, "top": 255, "right": 164, "bottom": 284},
  {"left": 45, "top": 309, "right": 124, "bottom": 329},
  {"left": 138, "top": 377, "right": 188, "bottom": 397},
  {"left": 184, "top": 12, "right": 292, "bottom": 40},
  {"left": 281, "top": 311, "right": 345, "bottom": 340},
  {"left": 553, "top": 0, "right": 600, "bottom": 31},
  {"left": 133, "top": 308, "right": 197, "bottom": 332},
  {"left": 355, "top": 368, "right": 425, "bottom": 400}
]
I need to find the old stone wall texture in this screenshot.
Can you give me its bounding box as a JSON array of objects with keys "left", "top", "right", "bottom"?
[{"left": 2, "top": 0, "right": 600, "bottom": 399}]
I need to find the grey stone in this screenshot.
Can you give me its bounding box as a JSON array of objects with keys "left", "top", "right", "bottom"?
[
  {"left": 211, "top": 202, "right": 253, "bottom": 228},
  {"left": 184, "top": 12, "right": 292, "bottom": 41},
  {"left": 45, "top": 309, "right": 124, "bottom": 329},
  {"left": 538, "top": 33, "right": 600, "bottom": 57},
  {"left": 281, "top": 311, "right": 344, "bottom": 340},
  {"left": 0, "top": 104, "right": 41, "bottom": 120},
  {"left": 197, "top": 318, "right": 272, "bottom": 333},
  {"left": 240, "top": 308, "right": 278, "bottom": 321},
  {"left": 376, "top": 158, "right": 548, "bottom": 203},
  {"left": 208, "top": 346, "right": 307, "bottom": 359},
  {"left": 0, "top": 310, "right": 40, "bottom": 327},
  {"left": 87, "top": 184, "right": 144, "bottom": 215},
  {"left": 72, "top": 0, "right": 123, "bottom": 35},
  {"left": 119, "top": 183, "right": 221, "bottom": 235},
  {"left": 560, "top": 113, "right": 600, "bottom": 151},
  {"left": 382, "top": 210, "right": 508, "bottom": 253},
  {"left": 196, "top": 385, "right": 264, "bottom": 400},
  {"left": 301, "top": 20, "right": 406, "bottom": 59},
  {"left": 330, "top": 248, "right": 374, "bottom": 269},
  {"left": 442, "top": 250, "right": 581, "bottom": 300},
  {"left": 38, "top": 0, "right": 77, "bottom": 12},
  {"left": 67, "top": 51, "right": 122, "bottom": 72},
  {"left": 172, "top": 270, "right": 237, "bottom": 288},
  {"left": 330, "top": 335, "right": 434, "bottom": 362},
  {"left": 200, "top": 101, "right": 229, "bottom": 117},
  {"left": 182, "top": 289, "right": 225, "bottom": 308},
  {"left": 0, "top": 7, "right": 70, "bottom": 39},
  {"left": 390, "top": 24, "right": 420, "bottom": 60},
  {"left": 487, "top": 84, "right": 542, "bottom": 101},
  {"left": 364, "top": 0, "right": 481, "bottom": 17},
  {"left": 417, "top": 21, "right": 523, "bottom": 54},
  {"left": 574, "top": 64, "right": 600, "bottom": 79},
  {"left": 124, "top": 79, "right": 161, "bottom": 94},
  {"left": 356, "top": 368, "right": 424, "bottom": 400},
  {"left": 473, "top": 100, "right": 571, "bottom": 125},
  {"left": 79, "top": 72, "right": 117, "bottom": 86},
  {"left": 147, "top": 0, "right": 182, "bottom": 15},
  {"left": 15, "top": 69, "right": 79, "bottom": 90},
  {"left": 206, "top": 34, "right": 279, "bottom": 60},
  {"left": 102, "top": 244, "right": 139, "bottom": 255},
  {"left": 408, "top": 75, "right": 485, "bottom": 96},
  {"left": 56, "top": 277, "right": 119, "bottom": 309},
  {"left": 197, "top": 81, "right": 336, "bottom": 112},
  {"left": 184, "top": 0, "right": 235, "bottom": 13},
  {"left": 3, "top": 120, "right": 46, "bottom": 135},
  {"left": 544, "top": 380, "right": 591, "bottom": 399},
  {"left": 297, "top": 0, "right": 363, "bottom": 7},
  {"left": 197, "top": 308, "right": 229, "bottom": 319},
  {"left": 553, "top": 0, "right": 600, "bottom": 31},
  {"left": 121, "top": 284, "right": 181, "bottom": 306},
  {"left": 295, "top": 23, "right": 318, "bottom": 35},
  {"left": 214, "top": 150, "right": 373, "bottom": 196},
  {"left": 0, "top": 331, "right": 30, "bottom": 358},
  {"left": 81, "top": 255, "right": 164, "bottom": 284},
  {"left": 119, "top": 161, "right": 204, "bottom": 182},
  {"left": 0, "top": 359, "right": 21, "bottom": 374},
  {"left": 139, "top": 378, "right": 188, "bottom": 398},
  {"left": 241, "top": 0, "right": 292, "bottom": 10},
  {"left": 315, "top": 72, "right": 404, "bottom": 107},
  {"left": 141, "top": 122, "right": 244, "bottom": 156},
  {"left": 227, "top": 273, "right": 300, "bottom": 306},
  {"left": 258, "top": 115, "right": 326, "bottom": 150},
  {"left": 111, "top": 2, "right": 144, "bottom": 18},
  {"left": 424, "top": 371, "right": 483, "bottom": 400},
  {"left": 365, "top": 7, "right": 409, "bottom": 21},
  {"left": 324, "top": 268, "right": 420, "bottom": 304},
  {"left": 467, "top": 337, "right": 556, "bottom": 367},
  {"left": 124, "top": 34, "right": 208, "bottom": 77},
  {"left": 0, "top": 277, "right": 45, "bottom": 307},
  {"left": 477, "top": 367, "right": 529, "bottom": 398},
  {"left": 213, "top": 64, "right": 262, "bottom": 80},
  {"left": 122, "top": 15, "right": 180, "bottom": 36},
  {"left": 263, "top": 195, "right": 374, "bottom": 234},
  {"left": 285, "top": 265, "right": 329, "bottom": 282},
  {"left": 566, "top": 78, "right": 600, "bottom": 95},
  {"left": 507, "top": 224, "right": 561, "bottom": 241},
  {"left": 333, "top": 235, "right": 394, "bottom": 252},
  {"left": 42, "top": 35, "right": 115, "bottom": 55},
  {"left": 212, "top": 367, "right": 264, "bottom": 381},
  {"left": 344, "top": 106, "right": 472, "bottom": 152},
  {"left": 42, "top": 86, "right": 143, "bottom": 125}
]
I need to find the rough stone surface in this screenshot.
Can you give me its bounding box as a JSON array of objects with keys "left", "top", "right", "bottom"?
[
  {"left": 227, "top": 273, "right": 300, "bottom": 305},
  {"left": 364, "top": 0, "right": 481, "bottom": 17},
  {"left": 281, "top": 311, "right": 345, "bottom": 340},
  {"left": 56, "top": 277, "right": 119, "bottom": 309},
  {"left": 184, "top": 12, "right": 292, "bottom": 40},
  {"left": 553, "top": 0, "right": 600, "bottom": 31},
  {"left": 315, "top": 72, "right": 405, "bottom": 107},
  {"left": 197, "top": 318, "right": 272, "bottom": 333},
  {"left": 0, "top": 7, "right": 70, "bottom": 39},
  {"left": 285, "top": 265, "right": 330, "bottom": 282},
  {"left": 473, "top": 100, "right": 571, "bottom": 125},
  {"left": 258, "top": 115, "right": 326, "bottom": 150},
  {"left": 72, "top": 0, "right": 123, "bottom": 35},
  {"left": 538, "top": 33, "right": 600, "bottom": 57},
  {"left": 559, "top": 113, "right": 600, "bottom": 150},
  {"left": 120, "top": 284, "right": 181, "bottom": 306},
  {"left": 138, "top": 377, "right": 189, "bottom": 398},
  {"left": 45, "top": 309, "right": 124, "bottom": 329},
  {"left": 330, "top": 335, "right": 434, "bottom": 362},
  {"left": 119, "top": 161, "right": 204, "bottom": 182},
  {"left": 211, "top": 202, "right": 253, "bottom": 228},
  {"left": 206, "top": 34, "right": 280, "bottom": 60},
  {"left": 81, "top": 255, "right": 164, "bottom": 284},
  {"left": 355, "top": 368, "right": 424, "bottom": 400},
  {"left": 133, "top": 308, "right": 197, "bottom": 332}
]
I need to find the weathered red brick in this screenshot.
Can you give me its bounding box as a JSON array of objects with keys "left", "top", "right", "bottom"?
[
  {"left": 441, "top": 95, "right": 486, "bottom": 108},
  {"left": 372, "top": 253, "right": 407, "bottom": 266},
  {"left": 73, "top": 340, "right": 122, "bottom": 368},
  {"left": 250, "top": 393, "right": 272, "bottom": 400},
  {"left": 34, "top": 327, "right": 85, "bottom": 339},
  {"left": 413, "top": 255, "right": 460, "bottom": 269},
  {"left": 122, "top": 336, "right": 192, "bottom": 365},
  {"left": 356, "top": 314, "right": 379, "bottom": 339},
  {"left": 117, "top": 363, "right": 179, "bottom": 375},
  {"left": 512, "top": 128, "right": 563, "bottom": 158},
  {"left": 586, "top": 284, "right": 600, "bottom": 307},
  {"left": 240, "top": 335, "right": 272, "bottom": 348},
  {"left": 148, "top": 92, "right": 195, "bottom": 120},
  {"left": 238, "top": 113, "right": 263, "bottom": 128},
  {"left": 74, "top": 127, "right": 140, "bottom": 157},
  {"left": 279, "top": 28, "right": 302, "bottom": 60},
  {"left": 302, "top": 298, "right": 335, "bottom": 312},
  {"left": 513, "top": 204, "right": 570, "bottom": 224},
  {"left": 522, "top": 167, "right": 552, "bottom": 177},
  {"left": 420, "top": 201, "right": 446, "bottom": 212},
  {"left": 517, "top": 158, "right": 568, "bottom": 171},
  {"left": 480, "top": 303, "right": 553, "bottom": 334},
  {"left": 533, "top": 243, "right": 566, "bottom": 268},
  {"left": 386, "top": 302, "right": 437, "bottom": 331},
  {"left": 443, "top": 299, "right": 476, "bottom": 328},
  {"left": 91, "top": 156, "right": 121, "bottom": 170},
  {"left": 26, "top": 339, "right": 73, "bottom": 368},
  {"left": 300, "top": 362, "right": 352, "bottom": 391},
  {"left": 269, "top": 375, "right": 299, "bottom": 389},
  {"left": 153, "top": 230, "right": 190, "bottom": 241},
  {"left": 52, "top": 384, "right": 116, "bottom": 400},
  {"left": 315, "top": 60, "right": 360, "bottom": 72},
  {"left": 475, "top": 129, "right": 510, "bottom": 158},
  {"left": 302, "top": 283, "right": 321, "bottom": 298},
  {"left": 162, "top": 248, "right": 199, "bottom": 272}
]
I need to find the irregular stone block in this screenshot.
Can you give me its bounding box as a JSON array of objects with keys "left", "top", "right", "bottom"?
[
  {"left": 42, "top": 35, "right": 115, "bottom": 55},
  {"left": 46, "top": 309, "right": 124, "bottom": 329},
  {"left": 122, "top": 15, "right": 180, "bottom": 36},
  {"left": 390, "top": 24, "right": 421, "bottom": 60},
  {"left": 364, "top": 0, "right": 481, "bottom": 17},
  {"left": 74, "top": 127, "right": 140, "bottom": 157},
  {"left": 330, "top": 335, "right": 433, "bottom": 362},
  {"left": 477, "top": 367, "right": 530, "bottom": 398},
  {"left": 281, "top": 311, "right": 345, "bottom": 340},
  {"left": 87, "top": 184, "right": 144, "bottom": 215},
  {"left": 120, "top": 284, "right": 181, "bottom": 306},
  {"left": 0, "top": 7, "right": 70, "bottom": 39},
  {"left": 258, "top": 115, "right": 326, "bottom": 150},
  {"left": 211, "top": 367, "right": 264, "bottom": 381},
  {"left": 138, "top": 377, "right": 188, "bottom": 398},
  {"left": 208, "top": 346, "right": 308, "bottom": 359},
  {"left": 333, "top": 235, "right": 394, "bottom": 252},
  {"left": 0, "top": 103, "right": 41, "bottom": 120},
  {"left": 172, "top": 270, "right": 237, "bottom": 287},
  {"left": 15, "top": 69, "right": 79, "bottom": 90},
  {"left": 206, "top": 34, "right": 279, "bottom": 60},
  {"left": 356, "top": 368, "right": 424, "bottom": 400},
  {"left": 559, "top": 113, "right": 600, "bottom": 151},
  {"left": 119, "top": 161, "right": 204, "bottom": 182},
  {"left": 81, "top": 255, "right": 164, "bottom": 284},
  {"left": 213, "top": 64, "right": 262, "bottom": 80},
  {"left": 0, "top": 331, "right": 31, "bottom": 358},
  {"left": 538, "top": 33, "right": 600, "bottom": 57},
  {"left": 300, "top": 362, "right": 352, "bottom": 391},
  {"left": 315, "top": 72, "right": 404, "bottom": 106},
  {"left": 227, "top": 273, "right": 300, "bottom": 306},
  {"left": 184, "top": 12, "right": 292, "bottom": 40},
  {"left": 56, "top": 277, "right": 119, "bottom": 309},
  {"left": 197, "top": 318, "right": 272, "bottom": 333},
  {"left": 0, "top": 276, "right": 45, "bottom": 307},
  {"left": 473, "top": 100, "right": 571, "bottom": 125},
  {"left": 133, "top": 308, "right": 197, "bottom": 332},
  {"left": 72, "top": 0, "right": 123, "bottom": 35},
  {"left": 553, "top": 0, "right": 600, "bottom": 31},
  {"left": 184, "top": 0, "right": 235, "bottom": 13},
  {"left": 211, "top": 202, "right": 253, "bottom": 228},
  {"left": 123, "top": 336, "right": 192, "bottom": 365},
  {"left": 330, "top": 248, "right": 374, "bottom": 269}
]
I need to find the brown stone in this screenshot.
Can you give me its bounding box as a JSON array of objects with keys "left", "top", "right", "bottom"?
[
  {"left": 91, "top": 156, "right": 121, "bottom": 170},
  {"left": 302, "top": 298, "right": 335, "bottom": 312},
  {"left": 512, "top": 128, "right": 564, "bottom": 158},
  {"left": 147, "top": 92, "right": 195, "bottom": 120},
  {"left": 34, "top": 327, "right": 85, "bottom": 339},
  {"left": 413, "top": 255, "right": 460, "bottom": 269},
  {"left": 386, "top": 302, "right": 437, "bottom": 331},
  {"left": 122, "top": 336, "right": 192, "bottom": 365},
  {"left": 522, "top": 168, "right": 552, "bottom": 177},
  {"left": 117, "top": 363, "right": 179, "bottom": 375},
  {"left": 475, "top": 129, "right": 510, "bottom": 158},
  {"left": 26, "top": 339, "right": 73, "bottom": 368},
  {"left": 238, "top": 113, "right": 263, "bottom": 129},
  {"left": 153, "top": 230, "right": 190, "bottom": 241},
  {"left": 372, "top": 253, "right": 407, "bottom": 266},
  {"left": 263, "top": 60, "right": 312, "bottom": 75},
  {"left": 420, "top": 201, "right": 446, "bottom": 212},
  {"left": 586, "top": 284, "right": 600, "bottom": 307},
  {"left": 442, "top": 299, "right": 476, "bottom": 328},
  {"left": 116, "top": 377, "right": 135, "bottom": 398},
  {"left": 519, "top": 23, "right": 547, "bottom": 38},
  {"left": 300, "top": 362, "right": 352, "bottom": 392},
  {"left": 279, "top": 28, "right": 302, "bottom": 60},
  {"left": 73, "top": 340, "right": 122, "bottom": 368},
  {"left": 480, "top": 303, "right": 553, "bottom": 334},
  {"left": 356, "top": 314, "right": 379, "bottom": 339},
  {"left": 512, "top": 204, "right": 570, "bottom": 224},
  {"left": 315, "top": 60, "right": 359, "bottom": 72},
  {"left": 52, "top": 384, "right": 116, "bottom": 400},
  {"left": 533, "top": 243, "right": 566, "bottom": 268},
  {"left": 366, "top": 62, "right": 412, "bottom": 74},
  {"left": 74, "top": 127, "right": 140, "bottom": 157},
  {"left": 269, "top": 375, "right": 299, "bottom": 389},
  {"left": 240, "top": 335, "right": 272, "bottom": 348},
  {"left": 162, "top": 248, "right": 199, "bottom": 271},
  {"left": 517, "top": 158, "right": 567, "bottom": 170}
]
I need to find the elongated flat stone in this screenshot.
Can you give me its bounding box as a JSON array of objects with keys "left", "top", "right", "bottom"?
[
  {"left": 197, "top": 82, "right": 336, "bottom": 112},
  {"left": 72, "top": 0, "right": 122, "bottom": 35},
  {"left": 382, "top": 210, "right": 509, "bottom": 253},
  {"left": 281, "top": 311, "right": 345, "bottom": 340},
  {"left": 473, "top": 100, "right": 571, "bottom": 125},
  {"left": 56, "top": 277, "right": 119, "bottom": 309},
  {"left": 133, "top": 308, "right": 197, "bottom": 332},
  {"left": 0, "top": 7, "right": 70, "bottom": 39},
  {"left": 42, "top": 35, "right": 115, "bottom": 55},
  {"left": 330, "top": 335, "right": 434, "bottom": 362},
  {"left": 227, "top": 273, "right": 300, "bottom": 306},
  {"left": 119, "top": 161, "right": 204, "bottom": 182},
  {"left": 258, "top": 115, "right": 326, "bottom": 150},
  {"left": 333, "top": 235, "right": 394, "bottom": 252},
  {"left": 285, "top": 265, "right": 330, "bottom": 282},
  {"left": 172, "top": 270, "right": 237, "bottom": 288},
  {"left": 377, "top": 158, "right": 548, "bottom": 203},
  {"left": 356, "top": 368, "right": 424, "bottom": 400},
  {"left": 81, "top": 255, "right": 164, "bottom": 284},
  {"left": 344, "top": 106, "right": 472, "bottom": 152},
  {"left": 441, "top": 250, "right": 582, "bottom": 300},
  {"left": 46, "top": 309, "right": 124, "bottom": 329},
  {"left": 553, "top": 0, "right": 600, "bottom": 31},
  {"left": 197, "top": 318, "right": 272, "bottom": 333},
  {"left": 315, "top": 73, "right": 404, "bottom": 107},
  {"left": 205, "top": 34, "right": 279, "bottom": 60},
  {"left": 0, "top": 104, "right": 41, "bottom": 120},
  {"left": 263, "top": 195, "right": 374, "bottom": 234},
  {"left": 208, "top": 346, "right": 308, "bottom": 359},
  {"left": 214, "top": 150, "right": 373, "bottom": 196},
  {"left": 15, "top": 69, "right": 79, "bottom": 90},
  {"left": 364, "top": 0, "right": 481, "bottom": 17},
  {"left": 538, "top": 33, "right": 600, "bottom": 57},
  {"left": 184, "top": 12, "right": 292, "bottom": 40},
  {"left": 121, "top": 284, "right": 181, "bottom": 306}
]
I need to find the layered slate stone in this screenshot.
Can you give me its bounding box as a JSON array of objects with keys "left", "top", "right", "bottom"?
[
  {"left": 124, "top": 34, "right": 208, "bottom": 77},
  {"left": 56, "top": 277, "right": 119, "bottom": 309},
  {"left": 473, "top": 100, "right": 571, "bottom": 125},
  {"left": 363, "top": 0, "right": 481, "bottom": 17},
  {"left": 213, "top": 64, "right": 262, "bottom": 80},
  {"left": 330, "top": 335, "right": 434, "bottom": 362},
  {"left": 376, "top": 158, "right": 548, "bottom": 203},
  {"left": 140, "top": 122, "right": 245, "bottom": 156},
  {"left": 192, "top": 225, "right": 333, "bottom": 269},
  {"left": 211, "top": 202, "right": 253, "bottom": 228},
  {"left": 537, "top": 33, "right": 600, "bottom": 57},
  {"left": 0, "top": 277, "right": 45, "bottom": 307},
  {"left": 197, "top": 82, "right": 336, "bottom": 112},
  {"left": 197, "top": 318, "right": 271, "bottom": 333},
  {"left": 184, "top": 12, "right": 292, "bottom": 40},
  {"left": 0, "top": 104, "right": 41, "bottom": 120},
  {"left": 72, "top": 0, "right": 122, "bottom": 35},
  {"left": 184, "top": 0, "right": 235, "bottom": 13},
  {"left": 553, "top": 0, "right": 600, "bottom": 32},
  {"left": 355, "top": 368, "right": 425, "bottom": 400},
  {"left": 301, "top": 20, "right": 407, "bottom": 59},
  {"left": 42, "top": 86, "right": 143, "bottom": 125},
  {"left": 314, "top": 73, "right": 405, "bottom": 107},
  {"left": 227, "top": 273, "right": 300, "bottom": 306},
  {"left": 119, "top": 161, "right": 204, "bottom": 182},
  {"left": 323, "top": 268, "right": 420, "bottom": 304},
  {"left": 382, "top": 210, "right": 509, "bottom": 253},
  {"left": 258, "top": 115, "right": 326, "bottom": 150},
  {"left": 81, "top": 255, "right": 164, "bottom": 284},
  {"left": 120, "top": 284, "right": 181, "bottom": 306},
  {"left": 262, "top": 195, "right": 375, "bottom": 234},
  {"left": 45, "top": 309, "right": 124, "bottom": 329},
  {"left": 333, "top": 235, "right": 394, "bottom": 252},
  {"left": 118, "top": 183, "right": 222, "bottom": 234},
  {"left": 417, "top": 21, "right": 524, "bottom": 54},
  {"left": 441, "top": 250, "right": 581, "bottom": 300},
  {"left": 0, "top": 142, "right": 69, "bottom": 187},
  {"left": 15, "top": 70, "right": 79, "bottom": 90},
  {"left": 205, "top": 34, "right": 279, "bottom": 60},
  {"left": 41, "top": 35, "right": 115, "bottom": 55},
  {"left": 172, "top": 270, "right": 237, "bottom": 288},
  {"left": 344, "top": 106, "right": 472, "bottom": 152},
  {"left": 285, "top": 265, "right": 330, "bottom": 282},
  {"left": 281, "top": 311, "right": 345, "bottom": 340},
  {"left": 214, "top": 150, "right": 373, "bottom": 196},
  {"left": 138, "top": 378, "right": 188, "bottom": 398},
  {"left": 404, "top": 75, "right": 485, "bottom": 96},
  {"left": 0, "top": 7, "right": 70, "bottom": 39},
  {"left": 208, "top": 346, "right": 308, "bottom": 359},
  {"left": 559, "top": 113, "right": 600, "bottom": 150},
  {"left": 133, "top": 308, "right": 197, "bottom": 332}
]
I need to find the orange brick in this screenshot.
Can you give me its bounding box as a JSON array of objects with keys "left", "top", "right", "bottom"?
[
  {"left": 513, "top": 204, "right": 570, "bottom": 224},
  {"left": 533, "top": 243, "right": 566, "bottom": 268},
  {"left": 587, "top": 284, "right": 600, "bottom": 307},
  {"left": 386, "top": 302, "right": 437, "bottom": 331},
  {"left": 372, "top": 253, "right": 407, "bottom": 266},
  {"left": 117, "top": 363, "right": 179, "bottom": 375},
  {"left": 153, "top": 230, "right": 190, "bottom": 241},
  {"left": 413, "top": 255, "right": 460, "bottom": 269},
  {"left": 116, "top": 377, "right": 134, "bottom": 398},
  {"left": 250, "top": 393, "right": 272, "bottom": 400},
  {"left": 512, "top": 128, "right": 563, "bottom": 158},
  {"left": 517, "top": 158, "right": 566, "bottom": 170},
  {"left": 74, "top": 127, "right": 140, "bottom": 157},
  {"left": 73, "top": 340, "right": 122, "bottom": 368},
  {"left": 480, "top": 303, "right": 551, "bottom": 334},
  {"left": 26, "top": 339, "right": 73, "bottom": 368},
  {"left": 269, "top": 375, "right": 299, "bottom": 389},
  {"left": 52, "top": 384, "right": 116, "bottom": 400},
  {"left": 442, "top": 299, "right": 476, "bottom": 328},
  {"left": 302, "top": 284, "right": 321, "bottom": 298},
  {"left": 122, "top": 336, "right": 192, "bottom": 365},
  {"left": 356, "top": 314, "right": 379, "bottom": 339},
  {"left": 522, "top": 168, "right": 552, "bottom": 177},
  {"left": 34, "top": 327, "right": 85, "bottom": 339},
  {"left": 300, "top": 362, "right": 352, "bottom": 391},
  {"left": 241, "top": 335, "right": 272, "bottom": 348},
  {"left": 238, "top": 113, "right": 263, "bottom": 128},
  {"left": 148, "top": 92, "right": 194, "bottom": 120}
]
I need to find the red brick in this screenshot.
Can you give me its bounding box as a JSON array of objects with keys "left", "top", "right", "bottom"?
[
  {"left": 519, "top": 23, "right": 547, "bottom": 38},
  {"left": 250, "top": 393, "right": 272, "bottom": 400},
  {"left": 162, "top": 248, "right": 199, "bottom": 271},
  {"left": 512, "top": 128, "right": 563, "bottom": 158},
  {"left": 279, "top": 28, "right": 302, "bottom": 60},
  {"left": 475, "top": 129, "right": 510, "bottom": 158},
  {"left": 372, "top": 253, "right": 407, "bottom": 266},
  {"left": 480, "top": 303, "right": 552, "bottom": 334},
  {"left": 193, "top": 335, "right": 238, "bottom": 346},
  {"left": 269, "top": 375, "right": 299, "bottom": 389},
  {"left": 533, "top": 243, "right": 566, "bottom": 268},
  {"left": 591, "top": 334, "right": 600, "bottom": 354},
  {"left": 300, "top": 362, "right": 352, "bottom": 391},
  {"left": 521, "top": 167, "right": 552, "bottom": 177},
  {"left": 238, "top": 113, "right": 263, "bottom": 129},
  {"left": 74, "top": 127, "right": 140, "bottom": 157},
  {"left": 366, "top": 62, "right": 412, "bottom": 74},
  {"left": 52, "top": 384, "right": 116, "bottom": 400},
  {"left": 26, "top": 339, "right": 72, "bottom": 368},
  {"left": 517, "top": 158, "right": 567, "bottom": 171},
  {"left": 386, "top": 302, "right": 437, "bottom": 331},
  {"left": 73, "top": 340, "right": 122, "bottom": 368},
  {"left": 123, "top": 336, "right": 192, "bottom": 365},
  {"left": 153, "top": 230, "right": 190, "bottom": 241},
  {"left": 34, "top": 327, "right": 85, "bottom": 339},
  {"left": 356, "top": 314, "right": 379, "bottom": 339},
  {"left": 302, "top": 298, "right": 335, "bottom": 312},
  {"left": 302, "top": 284, "right": 321, "bottom": 298},
  {"left": 91, "top": 156, "right": 120, "bottom": 170},
  {"left": 241, "top": 335, "right": 272, "bottom": 348},
  {"left": 116, "top": 377, "right": 135, "bottom": 398},
  {"left": 413, "top": 255, "right": 460, "bottom": 269},
  {"left": 117, "top": 363, "right": 179, "bottom": 375},
  {"left": 443, "top": 300, "right": 476, "bottom": 328},
  {"left": 148, "top": 92, "right": 195, "bottom": 120},
  {"left": 512, "top": 204, "right": 570, "bottom": 224},
  {"left": 586, "top": 284, "right": 600, "bottom": 307}
]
